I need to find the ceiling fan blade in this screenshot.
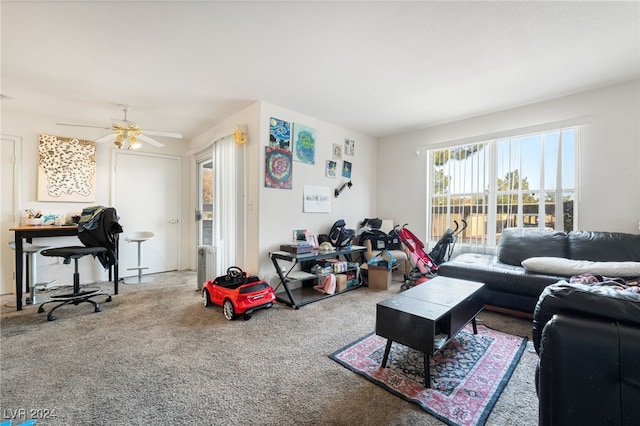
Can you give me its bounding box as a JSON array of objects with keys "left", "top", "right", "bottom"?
[
  {"left": 144, "top": 130, "right": 183, "bottom": 139},
  {"left": 95, "top": 133, "right": 117, "bottom": 144},
  {"left": 57, "top": 123, "right": 111, "bottom": 130},
  {"left": 137, "top": 133, "right": 165, "bottom": 147}
]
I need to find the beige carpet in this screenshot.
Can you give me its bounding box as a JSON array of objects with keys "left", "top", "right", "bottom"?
[{"left": 0, "top": 271, "right": 538, "bottom": 425}]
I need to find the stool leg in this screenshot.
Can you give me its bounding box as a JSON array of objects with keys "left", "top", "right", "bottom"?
[
  {"left": 137, "top": 241, "right": 143, "bottom": 282},
  {"left": 28, "top": 253, "right": 37, "bottom": 304}
]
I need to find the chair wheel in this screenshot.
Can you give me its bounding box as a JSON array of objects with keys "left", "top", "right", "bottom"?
[
  {"left": 47, "top": 313, "right": 57, "bottom": 321},
  {"left": 38, "top": 306, "right": 45, "bottom": 313},
  {"left": 105, "top": 296, "right": 112, "bottom": 302},
  {"left": 94, "top": 304, "right": 102, "bottom": 313}
]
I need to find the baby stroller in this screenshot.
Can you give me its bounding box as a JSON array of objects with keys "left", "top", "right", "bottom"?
[{"left": 398, "top": 220, "right": 467, "bottom": 290}]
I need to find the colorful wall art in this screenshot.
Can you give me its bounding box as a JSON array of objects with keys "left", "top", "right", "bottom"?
[
  {"left": 265, "top": 146, "right": 293, "bottom": 189},
  {"left": 37, "top": 134, "right": 96, "bottom": 202},
  {"left": 326, "top": 160, "right": 337, "bottom": 178},
  {"left": 292, "top": 123, "right": 316, "bottom": 164},
  {"left": 269, "top": 117, "right": 291, "bottom": 150},
  {"left": 342, "top": 161, "right": 352, "bottom": 179}
]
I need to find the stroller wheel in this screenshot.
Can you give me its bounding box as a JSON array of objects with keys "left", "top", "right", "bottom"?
[{"left": 400, "top": 283, "right": 409, "bottom": 292}]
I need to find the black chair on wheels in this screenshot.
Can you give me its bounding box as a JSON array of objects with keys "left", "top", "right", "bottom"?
[
  {"left": 38, "top": 206, "right": 122, "bottom": 321},
  {"left": 38, "top": 246, "right": 112, "bottom": 321}
]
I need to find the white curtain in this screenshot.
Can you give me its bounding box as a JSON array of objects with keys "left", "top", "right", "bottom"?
[{"left": 213, "top": 135, "right": 237, "bottom": 275}]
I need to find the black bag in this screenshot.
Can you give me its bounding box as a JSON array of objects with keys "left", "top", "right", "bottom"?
[
  {"left": 328, "top": 219, "right": 355, "bottom": 248},
  {"left": 359, "top": 228, "right": 402, "bottom": 251}
]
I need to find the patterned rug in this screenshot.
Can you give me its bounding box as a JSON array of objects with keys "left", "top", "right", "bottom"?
[{"left": 329, "top": 325, "right": 527, "bottom": 426}]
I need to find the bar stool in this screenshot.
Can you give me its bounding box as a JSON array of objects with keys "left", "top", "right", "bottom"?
[
  {"left": 8, "top": 241, "right": 53, "bottom": 306},
  {"left": 124, "top": 231, "right": 155, "bottom": 284}
]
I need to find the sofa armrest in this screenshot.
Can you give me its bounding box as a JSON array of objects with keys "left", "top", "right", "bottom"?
[
  {"left": 537, "top": 314, "right": 640, "bottom": 426},
  {"left": 533, "top": 281, "right": 640, "bottom": 353}
]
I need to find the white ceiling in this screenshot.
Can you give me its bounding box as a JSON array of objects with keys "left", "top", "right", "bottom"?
[{"left": 2, "top": 1, "right": 639, "bottom": 141}]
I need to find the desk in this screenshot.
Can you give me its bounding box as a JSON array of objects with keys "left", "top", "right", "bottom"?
[
  {"left": 269, "top": 245, "right": 366, "bottom": 309},
  {"left": 10, "top": 225, "right": 119, "bottom": 311}
]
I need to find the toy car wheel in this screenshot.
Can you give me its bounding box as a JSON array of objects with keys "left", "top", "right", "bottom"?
[
  {"left": 223, "top": 299, "right": 236, "bottom": 320},
  {"left": 203, "top": 289, "right": 212, "bottom": 307}
]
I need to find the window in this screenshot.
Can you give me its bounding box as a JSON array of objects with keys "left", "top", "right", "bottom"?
[{"left": 427, "top": 127, "right": 578, "bottom": 251}]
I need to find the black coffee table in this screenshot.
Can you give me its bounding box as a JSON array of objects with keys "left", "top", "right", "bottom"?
[{"left": 375, "top": 276, "right": 484, "bottom": 387}]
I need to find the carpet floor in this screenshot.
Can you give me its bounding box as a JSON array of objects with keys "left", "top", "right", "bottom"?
[{"left": 0, "top": 270, "right": 538, "bottom": 425}]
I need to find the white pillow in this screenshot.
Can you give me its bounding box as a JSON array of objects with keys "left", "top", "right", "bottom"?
[{"left": 521, "top": 257, "right": 640, "bottom": 277}]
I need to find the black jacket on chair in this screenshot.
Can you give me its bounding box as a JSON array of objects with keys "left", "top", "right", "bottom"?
[
  {"left": 78, "top": 207, "right": 123, "bottom": 269},
  {"left": 533, "top": 281, "right": 640, "bottom": 426}
]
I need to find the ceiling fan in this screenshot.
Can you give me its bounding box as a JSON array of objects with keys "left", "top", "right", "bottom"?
[{"left": 57, "top": 105, "right": 183, "bottom": 149}]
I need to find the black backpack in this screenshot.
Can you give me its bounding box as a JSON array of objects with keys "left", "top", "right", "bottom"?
[{"left": 328, "top": 219, "right": 355, "bottom": 248}]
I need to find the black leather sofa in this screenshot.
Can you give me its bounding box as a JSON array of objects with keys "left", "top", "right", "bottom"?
[
  {"left": 437, "top": 228, "right": 640, "bottom": 316},
  {"left": 532, "top": 281, "right": 640, "bottom": 425}
]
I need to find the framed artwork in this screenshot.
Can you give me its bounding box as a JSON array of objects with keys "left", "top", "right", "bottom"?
[
  {"left": 306, "top": 232, "right": 319, "bottom": 248},
  {"left": 265, "top": 146, "right": 292, "bottom": 189},
  {"left": 345, "top": 138, "right": 355, "bottom": 156},
  {"left": 303, "top": 185, "right": 331, "bottom": 213},
  {"left": 342, "top": 161, "right": 352, "bottom": 178},
  {"left": 332, "top": 143, "right": 342, "bottom": 160},
  {"left": 326, "top": 160, "right": 337, "bottom": 178},
  {"left": 269, "top": 117, "right": 291, "bottom": 150},
  {"left": 37, "top": 134, "right": 96, "bottom": 202},
  {"left": 292, "top": 123, "right": 316, "bottom": 164},
  {"left": 293, "top": 229, "right": 307, "bottom": 242}
]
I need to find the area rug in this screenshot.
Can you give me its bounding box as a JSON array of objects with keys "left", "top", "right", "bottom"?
[{"left": 329, "top": 325, "right": 527, "bottom": 426}]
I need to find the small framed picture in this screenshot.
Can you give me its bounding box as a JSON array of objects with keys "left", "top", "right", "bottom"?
[
  {"left": 293, "top": 229, "right": 307, "bottom": 242},
  {"left": 306, "top": 232, "right": 319, "bottom": 248}
]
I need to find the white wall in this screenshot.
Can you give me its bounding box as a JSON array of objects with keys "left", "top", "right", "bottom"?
[
  {"left": 254, "top": 103, "right": 378, "bottom": 279},
  {"left": 377, "top": 79, "right": 640, "bottom": 241}
]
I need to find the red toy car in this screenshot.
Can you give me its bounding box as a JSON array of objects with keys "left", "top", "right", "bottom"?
[{"left": 202, "top": 266, "right": 276, "bottom": 320}]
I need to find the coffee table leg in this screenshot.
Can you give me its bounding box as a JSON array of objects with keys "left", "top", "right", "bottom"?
[
  {"left": 381, "top": 340, "right": 393, "bottom": 367},
  {"left": 472, "top": 317, "right": 478, "bottom": 334},
  {"left": 424, "top": 353, "right": 431, "bottom": 388}
]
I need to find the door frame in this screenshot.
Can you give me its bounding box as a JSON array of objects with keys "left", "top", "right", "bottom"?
[{"left": 1, "top": 135, "right": 23, "bottom": 295}]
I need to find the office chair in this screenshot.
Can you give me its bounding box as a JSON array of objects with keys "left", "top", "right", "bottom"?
[{"left": 38, "top": 206, "right": 122, "bottom": 321}]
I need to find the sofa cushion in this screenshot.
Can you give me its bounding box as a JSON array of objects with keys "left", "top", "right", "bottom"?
[
  {"left": 568, "top": 230, "right": 640, "bottom": 262},
  {"left": 497, "top": 228, "right": 568, "bottom": 266},
  {"left": 522, "top": 257, "right": 640, "bottom": 277}
]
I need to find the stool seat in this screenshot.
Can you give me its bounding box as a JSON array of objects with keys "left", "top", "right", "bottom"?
[
  {"left": 42, "top": 246, "right": 107, "bottom": 261},
  {"left": 125, "top": 231, "right": 155, "bottom": 243}
]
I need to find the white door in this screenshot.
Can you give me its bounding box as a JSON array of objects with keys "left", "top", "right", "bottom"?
[
  {"left": 1, "top": 135, "right": 21, "bottom": 295},
  {"left": 113, "top": 151, "right": 180, "bottom": 277}
]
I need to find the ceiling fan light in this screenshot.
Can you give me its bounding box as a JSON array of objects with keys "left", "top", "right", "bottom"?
[
  {"left": 129, "top": 136, "right": 141, "bottom": 149},
  {"left": 114, "top": 134, "right": 124, "bottom": 149}
]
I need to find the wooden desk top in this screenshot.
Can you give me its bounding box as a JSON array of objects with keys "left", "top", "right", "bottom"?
[{"left": 10, "top": 225, "right": 78, "bottom": 232}]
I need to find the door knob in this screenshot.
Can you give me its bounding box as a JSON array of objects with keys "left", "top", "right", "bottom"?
[{"left": 169, "top": 220, "right": 178, "bottom": 224}]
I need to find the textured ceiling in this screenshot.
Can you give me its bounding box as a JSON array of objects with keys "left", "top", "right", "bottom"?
[{"left": 2, "top": 1, "right": 639, "bottom": 141}]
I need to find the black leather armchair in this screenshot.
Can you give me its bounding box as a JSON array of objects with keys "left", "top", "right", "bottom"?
[{"left": 533, "top": 281, "right": 640, "bottom": 425}]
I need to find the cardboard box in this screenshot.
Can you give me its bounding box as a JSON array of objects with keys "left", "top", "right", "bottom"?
[
  {"left": 368, "top": 265, "right": 392, "bottom": 290},
  {"left": 336, "top": 274, "right": 348, "bottom": 292}
]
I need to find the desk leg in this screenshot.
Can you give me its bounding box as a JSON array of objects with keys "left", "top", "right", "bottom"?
[
  {"left": 472, "top": 317, "right": 478, "bottom": 334},
  {"left": 270, "top": 256, "right": 298, "bottom": 309},
  {"left": 14, "top": 234, "right": 23, "bottom": 311},
  {"left": 113, "top": 239, "right": 119, "bottom": 294}
]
